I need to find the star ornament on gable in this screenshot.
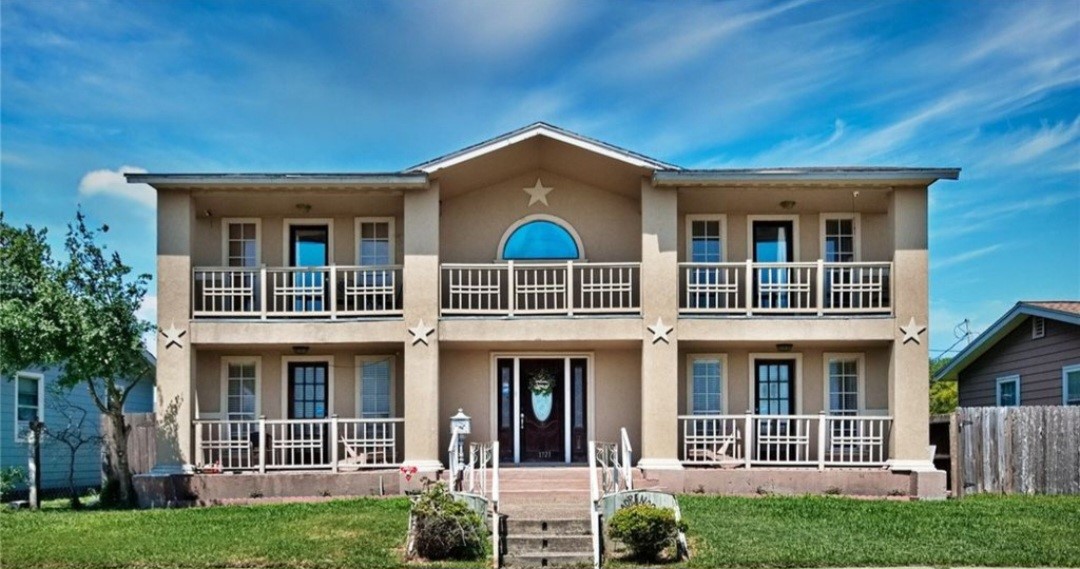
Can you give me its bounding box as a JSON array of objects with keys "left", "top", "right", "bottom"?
[
  {"left": 160, "top": 323, "right": 186, "bottom": 350},
  {"left": 523, "top": 178, "right": 553, "bottom": 207},
  {"left": 647, "top": 317, "right": 674, "bottom": 344},
  {"left": 899, "top": 316, "right": 927, "bottom": 345},
  {"left": 408, "top": 319, "right": 435, "bottom": 346}
]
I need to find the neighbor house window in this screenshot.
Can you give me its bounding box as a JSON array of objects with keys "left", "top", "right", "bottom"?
[
  {"left": 359, "top": 358, "right": 392, "bottom": 418},
  {"left": 996, "top": 375, "right": 1020, "bottom": 407},
  {"left": 822, "top": 215, "right": 858, "bottom": 262},
  {"left": 224, "top": 220, "right": 260, "bottom": 267},
  {"left": 1064, "top": 365, "right": 1080, "bottom": 406},
  {"left": 689, "top": 356, "right": 724, "bottom": 414},
  {"left": 15, "top": 372, "right": 44, "bottom": 441},
  {"left": 826, "top": 355, "right": 862, "bottom": 415},
  {"left": 355, "top": 218, "right": 394, "bottom": 266},
  {"left": 224, "top": 359, "right": 258, "bottom": 422},
  {"left": 1032, "top": 317, "right": 1045, "bottom": 339}
]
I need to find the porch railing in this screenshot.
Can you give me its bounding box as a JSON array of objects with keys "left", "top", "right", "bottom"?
[
  {"left": 679, "top": 413, "right": 891, "bottom": 468},
  {"left": 193, "top": 416, "right": 403, "bottom": 472},
  {"left": 441, "top": 261, "right": 640, "bottom": 316},
  {"left": 679, "top": 261, "right": 892, "bottom": 315},
  {"left": 192, "top": 265, "right": 402, "bottom": 319}
]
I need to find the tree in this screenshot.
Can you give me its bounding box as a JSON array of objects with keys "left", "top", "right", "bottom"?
[
  {"left": 929, "top": 357, "right": 957, "bottom": 415},
  {"left": 41, "top": 384, "right": 104, "bottom": 509},
  {"left": 0, "top": 211, "right": 153, "bottom": 506}
]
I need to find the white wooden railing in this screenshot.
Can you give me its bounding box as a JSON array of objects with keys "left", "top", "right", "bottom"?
[
  {"left": 679, "top": 412, "right": 891, "bottom": 469},
  {"left": 193, "top": 416, "right": 403, "bottom": 472},
  {"left": 589, "top": 428, "right": 634, "bottom": 569},
  {"left": 441, "top": 261, "right": 640, "bottom": 316},
  {"left": 192, "top": 265, "right": 402, "bottom": 319},
  {"left": 679, "top": 261, "right": 892, "bottom": 315}
]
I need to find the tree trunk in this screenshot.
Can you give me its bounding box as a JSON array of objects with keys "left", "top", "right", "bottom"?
[
  {"left": 67, "top": 448, "right": 82, "bottom": 510},
  {"left": 106, "top": 409, "right": 135, "bottom": 506}
]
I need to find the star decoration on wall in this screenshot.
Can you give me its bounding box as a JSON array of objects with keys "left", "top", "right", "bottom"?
[
  {"left": 899, "top": 316, "right": 927, "bottom": 345},
  {"left": 523, "top": 178, "right": 553, "bottom": 207},
  {"left": 160, "top": 323, "right": 186, "bottom": 350},
  {"left": 408, "top": 319, "right": 435, "bottom": 346},
  {"left": 647, "top": 317, "right": 674, "bottom": 344}
]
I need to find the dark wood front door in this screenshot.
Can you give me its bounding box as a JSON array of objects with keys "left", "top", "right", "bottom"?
[{"left": 518, "top": 359, "right": 564, "bottom": 462}]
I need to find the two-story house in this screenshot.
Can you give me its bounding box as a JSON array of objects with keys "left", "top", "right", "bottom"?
[{"left": 131, "top": 123, "right": 958, "bottom": 503}]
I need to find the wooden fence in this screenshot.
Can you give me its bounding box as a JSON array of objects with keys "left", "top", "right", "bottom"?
[
  {"left": 951, "top": 406, "right": 1080, "bottom": 497},
  {"left": 101, "top": 413, "right": 156, "bottom": 476}
]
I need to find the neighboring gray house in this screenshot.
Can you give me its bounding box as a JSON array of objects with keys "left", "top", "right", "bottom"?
[
  {"left": 1, "top": 356, "right": 156, "bottom": 494},
  {"left": 936, "top": 301, "right": 1080, "bottom": 407}
]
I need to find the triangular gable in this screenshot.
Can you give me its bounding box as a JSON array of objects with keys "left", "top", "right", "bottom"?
[{"left": 407, "top": 122, "right": 680, "bottom": 173}]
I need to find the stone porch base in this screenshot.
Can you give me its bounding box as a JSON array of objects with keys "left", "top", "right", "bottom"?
[
  {"left": 644, "top": 467, "right": 947, "bottom": 500},
  {"left": 134, "top": 470, "right": 401, "bottom": 508}
]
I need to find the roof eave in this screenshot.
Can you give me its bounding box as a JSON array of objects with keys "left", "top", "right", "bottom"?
[
  {"left": 126, "top": 173, "right": 430, "bottom": 190},
  {"left": 652, "top": 168, "right": 961, "bottom": 187}
]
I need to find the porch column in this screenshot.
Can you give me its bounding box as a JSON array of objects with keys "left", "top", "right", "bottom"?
[
  {"left": 638, "top": 178, "right": 683, "bottom": 471},
  {"left": 152, "top": 190, "right": 196, "bottom": 474},
  {"left": 887, "top": 186, "right": 935, "bottom": 471},
  {"left": 402, "top": 180, "right": 442, "bottom": 474}
]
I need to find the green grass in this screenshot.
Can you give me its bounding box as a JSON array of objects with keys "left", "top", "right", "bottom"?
[{"left": 677, "top": 494, "right": 1080, "bottom": 568}]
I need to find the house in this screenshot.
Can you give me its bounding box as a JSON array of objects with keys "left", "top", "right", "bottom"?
[
  {"left": 935, "top": 301, "right": 1080, "bottom": 407},
  {"left": 1, "top": 358, "right": 156, "bottom": 495},
  {"left": 130, "top": 123, "right": 958, "bottom": 503}
]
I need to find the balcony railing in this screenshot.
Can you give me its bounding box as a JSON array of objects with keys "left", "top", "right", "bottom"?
[
  {"left": 193, "top": 416, "right": 403, "bottom": 472},
  {"left": 679, "top": 261, "right": 892, "bottom": 315},
  {"left": 679, "top": 413, "right": 891, "bottom": 468},
  {"left": 192, "top": 265, "right": 402, "bottom": 319},
  {"left": 441, "top": 261, "right": 640, "bottom": 317}
]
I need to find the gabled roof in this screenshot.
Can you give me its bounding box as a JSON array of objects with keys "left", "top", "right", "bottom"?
[
  {"left": 934, "top": 301, "right": 1080, "bottom": 381},
  {"left": 407, "top": 121, "right": 680, "bottom": 173}
]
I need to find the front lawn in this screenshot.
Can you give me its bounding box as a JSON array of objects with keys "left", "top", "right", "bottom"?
[
  {"left": 1, "top": 497, "right": 412, "bottom": 569},
  {"left": 678, "top": 494, "right": 1080, "bottom": 567}
]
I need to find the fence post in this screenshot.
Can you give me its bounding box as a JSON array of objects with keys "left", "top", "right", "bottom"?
[
  {"left": 258, "top": 415, "right": 266, "bottom": 474},
  {"left": 330, "top": 414, "right": 340, "bottom": 473},
  {"left": 566, "top": 260, "right": 574, "bottom": 316},
  {"left": 816, "top": 259, "right": 825, "bottom": 315},
  {"left": 260, "top": 266, "right": 268, "bottom": 320},
  {"left": 817, "top": 412, "right": 827, "bottom": 470},
  {"left": 507, "top": 261, "right": 515, "bottom": 316},
  {"left": 744, "top": 411, "right": 753, "bottom": 469},
  {"left": 329, "top": 266, "right": 338, "bottom": 320},
  {"left": 744, "top": 259, "right": 754, "bottom": 316}
]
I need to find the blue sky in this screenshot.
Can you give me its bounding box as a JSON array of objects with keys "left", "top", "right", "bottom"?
[{"left": 2, "top": 0, "right": 1078, "bottom": 356}]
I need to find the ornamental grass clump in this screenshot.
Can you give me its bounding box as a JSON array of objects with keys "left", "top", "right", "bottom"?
[
  {"left": 607, "top": 502, "right": 686, "bottom": 562},
  {"left": 410, "top": 481, "right": 488, "bottom": 561}
]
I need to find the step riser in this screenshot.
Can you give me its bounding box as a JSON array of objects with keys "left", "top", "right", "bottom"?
[
  {"left": 506, "top": 536, "right": 592, "bottom": 553},
  {"left": 504, "top": 553, "right": 593, "bottom": 569},
  {"left": 505, "top": 519, "right": 591, "bottom": 535}
]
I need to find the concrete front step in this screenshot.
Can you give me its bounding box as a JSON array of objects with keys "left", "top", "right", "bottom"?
[
  {"left": 504, "top": 552, "right": 593, "bottom": 569},
  {"left": 505, "top": 517, "right": 591, "bottom": 535},
  {"left": 506, "top": 535, "right": 592, "bottom": 553}
]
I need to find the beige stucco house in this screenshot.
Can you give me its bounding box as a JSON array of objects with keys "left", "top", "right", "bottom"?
[{"left": 132, "top": 123, "right": 958, "bottom": 501}]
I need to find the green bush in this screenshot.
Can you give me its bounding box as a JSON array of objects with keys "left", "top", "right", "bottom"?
[
  {"left": 410, "top": 481, "right": 488, "bottom": 561},
  {"left": 0, "top": 466, "right": 26, "bottom": 498},
  {"left": 607, "top": 502, "right": 685, "bottom": 562}
]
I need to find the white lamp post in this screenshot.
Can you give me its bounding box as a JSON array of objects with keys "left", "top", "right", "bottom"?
[{"left": 450, "top": 408, "right": 471, "bottom": 481}]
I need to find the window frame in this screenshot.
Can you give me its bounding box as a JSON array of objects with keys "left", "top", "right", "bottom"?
[
  {"left": 996, "top": 375, "right": 1021, "bottom": 407},
  {"left": 1032, "top": 317, "right": 1045, "bottom": 339},
  {"left": 14, "top": 371, "right": 45, "bottom": 442},
  {"left": 822, "top": 353, "right": 866, "bottom": 414},
  {"left": 355, "top": 355, "right": 396, "bottom": 419},
  {"left": 219, "top": 356, "right": 261, "bottom": 421},
  {"left": 221, "top": 218, "right": 262, "bottom": 267},
  {"left": 685, "top": 214, "right": 728, "bottom": 263},
  {"left": 685, "top": 354, "right": 728, "bottom": 415},
  {"left": 818, "top": 213, "right": 861, "bottom": 263},
  {"left": 1063, "top": 364, "right": 1080, "bottom": 406},
  {"left": 354, "top": 217, "right": 396, "bottom": 266}
]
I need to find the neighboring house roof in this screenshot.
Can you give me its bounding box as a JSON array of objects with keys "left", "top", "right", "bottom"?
[{"left": 934, "top": 301, "right": 1080, "bottom": 381}]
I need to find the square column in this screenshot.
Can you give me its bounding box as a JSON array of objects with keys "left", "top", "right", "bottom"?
[
  {"left": 638, "top": 178, "right": 683, "bottom": 470},
  {"left": 402, "top": 181, "right": 442, "bottom": 474},
  {"left": 887, "top": 186, "right": 934, "bottom": 471},
  {"left": 152, "top": 190, "right": 196, "bottom": 474}
]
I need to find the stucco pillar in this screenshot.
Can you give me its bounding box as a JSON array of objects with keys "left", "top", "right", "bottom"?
[
  {"left": 887, "top": 186, "right": 934, "bottom": 471},
  {"left": 152, "top": 190, "right": 196, "bottom": 474},
  {"left": 637, "top": 178, "right": 683, "bottom": 471},
  {"left": 402, "top": 181, "right": 442, "bottom": 474}
]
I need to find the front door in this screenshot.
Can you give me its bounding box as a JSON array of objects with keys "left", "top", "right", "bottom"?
[
  {"left": 752, "top": 220, "right": 795, "bottom": 309},
  {"left": 288, "top": 224, "right": 329, "bottom": 312},
  {"left": 285, "top": 361, "right": 330, "bottom": 466},
  {"left": 754, "top": 358, "right": 797, "bottom": 461},
  {"left": 496, "top": 356, "right": 589, "bottom": 464},
  {"left": 519, "top": 359, "right": 564, "bottom": 462}
]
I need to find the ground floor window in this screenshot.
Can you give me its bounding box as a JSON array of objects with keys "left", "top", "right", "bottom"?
[
  {"left": 1063, "top": 365, "right": 1080, "bottom": 406},
  {"left": 224, "top": 358, "right": 259, "bottom": 422},
  {"left": 996, "top": 375, "right": 1020, "bottom": 407},
  {"left": 358, "top": 358, "right": 392, "bottom": 418},
  {"left": 826, "top": 355, "right": 862, "bottom": 415},
  {"left": 689, "top": 356, "right": 725, "bottom": 414},
  {"left": 15, "top": 372, "right": 43, "bottom": 441}
]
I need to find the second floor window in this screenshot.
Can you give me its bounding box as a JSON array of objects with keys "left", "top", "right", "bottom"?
[
  {"left": 357, "top": 219, "right": 393, "bottom": 266},
  {"left": 225, "top": 220, "right": 259, "bottom": 267},
  {"left": 823, "top": 218, "right": 856, "bottom": 262},
  {"left": 690, "top": 218, "right": 724, "bottom": 263}
]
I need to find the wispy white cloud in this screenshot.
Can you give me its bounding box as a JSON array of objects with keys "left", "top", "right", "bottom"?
[
  {"left": 931, "top": 244, "right": 1005, "bottom": 270},
  {"left": 1004, "top": 117, "right": 1080, "bottom": 165},
  {"left": 77, "top": 165, "right": 154, "bottom": 208}
]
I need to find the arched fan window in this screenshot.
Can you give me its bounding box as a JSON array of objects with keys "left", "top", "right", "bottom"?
[{"left": 499, "top": 216, "right": 583, "bottom": 261}]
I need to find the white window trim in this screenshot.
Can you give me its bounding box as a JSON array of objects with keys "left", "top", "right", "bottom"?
[
  {"left": 748, "top": 353, "right": 804, "bottom": 414},
  {"left": 746, "top": 214, "right": 801, "bottom": 262},
  {"left": 219, "top": 356, "right": 261, "bottom": 420},
  {"left": 685, "top": 214, "right": 728, "bottom": 263},
  {"left": 996, "top": 375, "right": 1021, "bottom": 407},
  {"left": 495, "top": 214, "right": 586, "bottom": 262},
  {"left": 354, "top": 355, "right": 396, "bottom": 418},
  {"left": 1032, "top": 317, "right": 1045, "bottom": 339},
  {"left": 14, "top": 371, "right": 45, "bottom": 443},
  {"left": 1063, "top": 364, "right": 1080, "bottom": 406},
  {"left": 220, "top": 218, "right": 262, "bottom": 267},
  {"left": 280, "top": 355, "right": 336, "bottom": 418},
  {"left": 818, "top": 213, "right": 861, "bottom": 262},
  {"left": 354, "top": 217, "right": 396, "bottom": 266},
  {"left": 822, "top": 353, "right": 866, "bottom": 413},
  {"left": 282, "top": 218, "right": 335, "bottom": 267},
  {"left": 686, "top": 353, "right": 729, "bottom": 414}
]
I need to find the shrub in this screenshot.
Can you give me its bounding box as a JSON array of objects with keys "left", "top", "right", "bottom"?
[
  {"left": 0, "top": 466, "right": 26, "bottom": 499},
  {"left": 607, "top": 502, "right": 685, "bottom": 562},
  {"left": 410, "top": 481, "right": 487, "bottom": 561}
]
